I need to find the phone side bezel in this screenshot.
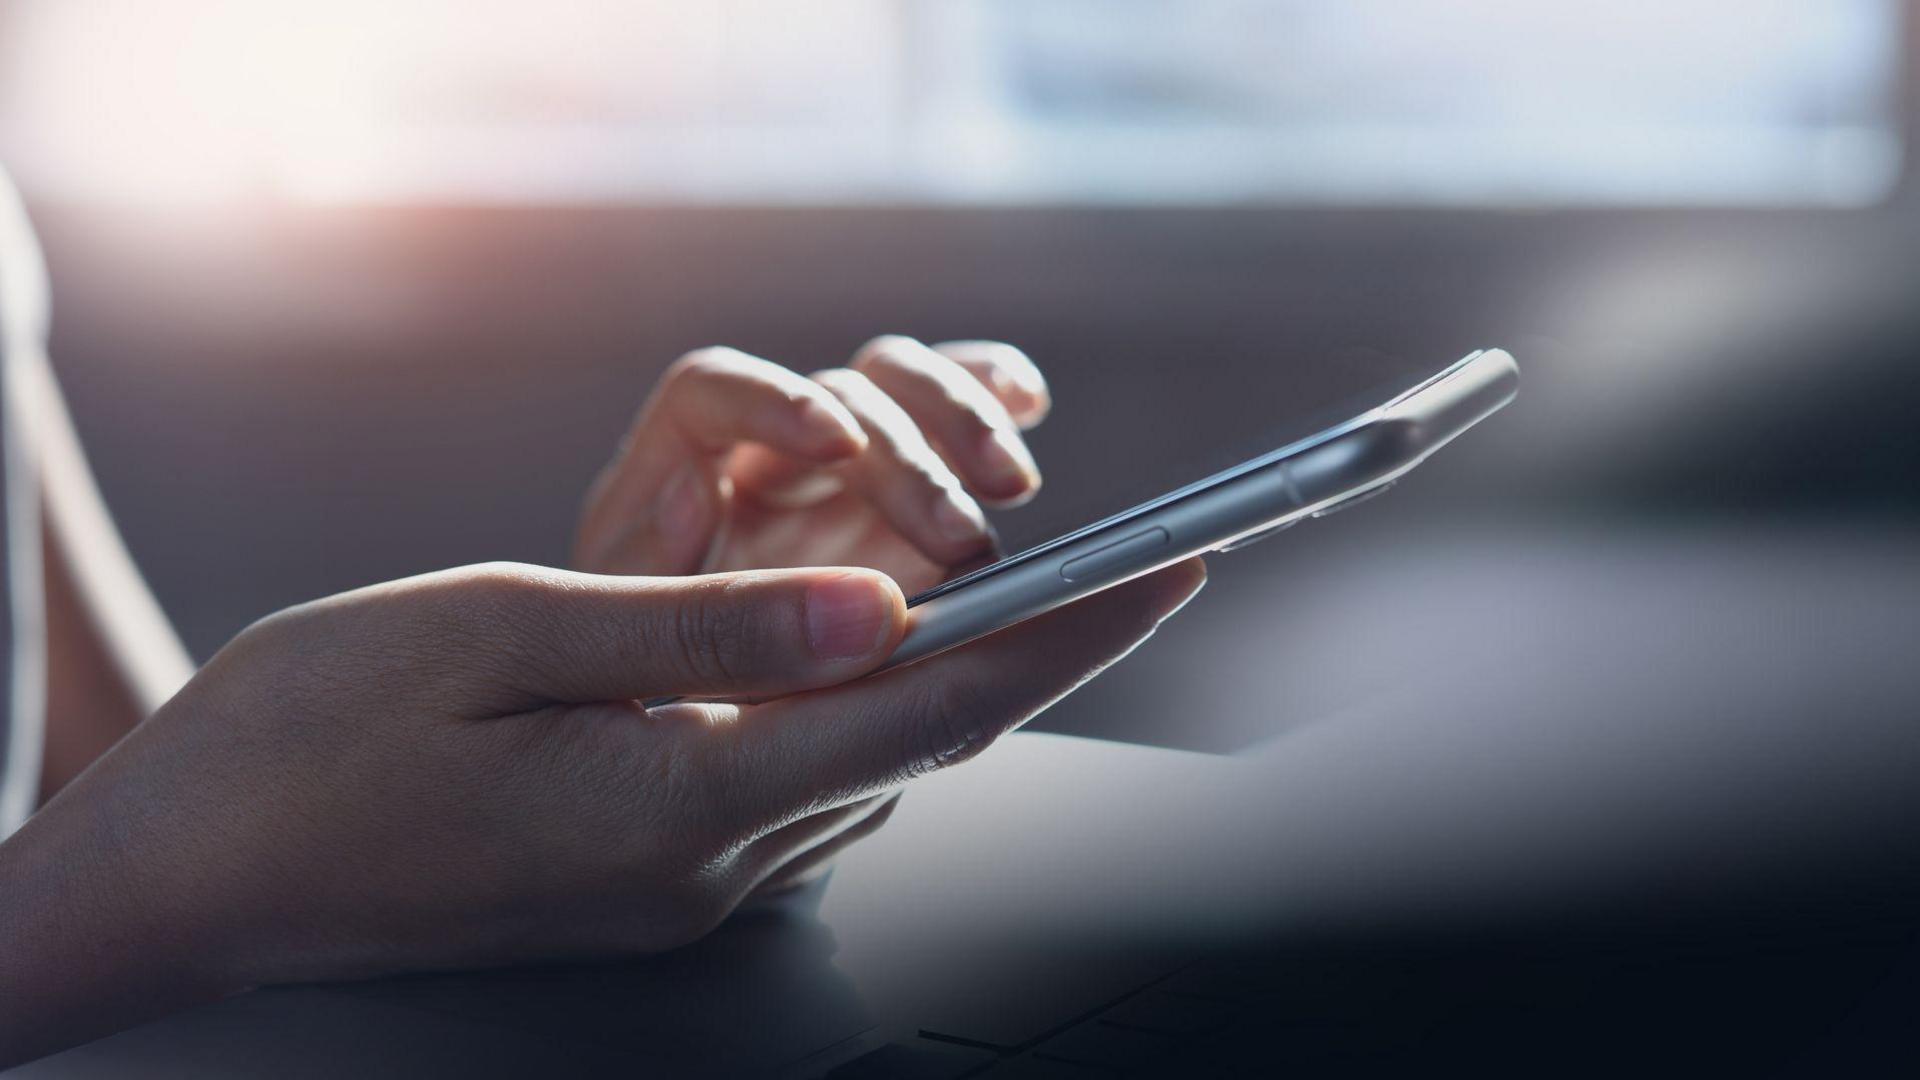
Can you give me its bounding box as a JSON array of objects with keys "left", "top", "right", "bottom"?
[
  {"left": 908, "top": 347, "right": 1499, "bottom": 609},
  {"left": 887, "top": 348, "right": 1517, "bottom": 668}
]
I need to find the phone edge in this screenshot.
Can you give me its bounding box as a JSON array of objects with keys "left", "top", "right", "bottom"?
[{"left": 884, "top": 348, "right": 1518, "bottom": 670}]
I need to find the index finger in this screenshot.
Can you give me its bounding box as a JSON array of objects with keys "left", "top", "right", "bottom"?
[{"left": 577, "top": 347, "right": 866, "bottom": 574}]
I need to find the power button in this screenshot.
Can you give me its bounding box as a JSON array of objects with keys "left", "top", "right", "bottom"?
[{"left": 1059, "top": 527, "right": 1171, "bottom": 583}]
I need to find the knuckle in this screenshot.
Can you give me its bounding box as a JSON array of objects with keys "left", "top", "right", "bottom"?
[
  {"left": 656, "top": 577, "right": 757, "bottom": 688},
  {"left": 221, "top": 565, "right": 586, "bottom": 723},
  {"left": 854, "top": 336, "right": 996, "bottom": 423},
  {"left": 900, "top": 453, "right": 957, "bottom": 498},
  {"left": 852, "top": 334, "right": 921, "bottom": 371},
  {"left": 463, "top": 559, "right": 549, "bottom": 594},
  {"left": 447, "top": 561, "right": 563, "bottom": 626},
  {"left": 670, "top": 347, "right": 813, "bottom": 414},
  {"left": 827, "top": 385, "right": 937, "bottom": 470},
  {"left": 667, "top": 345, "right": 745, "bottom": 385},
  {"left": 426, "top": 562, "right": 574, "bottom": 690},
  {"left": 809, "top": 366, "right": 868, "bottom": 398},
  {"left": 860, "top": 411, "right": 926, "bottom": 469},
  {"left": 900, "top": 677, "right": 1001, "bottom": 779},
  {"left": 777, "top": 382, "right": 824, "bottom": 416}
]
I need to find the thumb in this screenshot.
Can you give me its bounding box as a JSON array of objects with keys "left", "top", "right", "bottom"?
[{"left": 463, "top": 563, "right": 906, "bottom": 706}]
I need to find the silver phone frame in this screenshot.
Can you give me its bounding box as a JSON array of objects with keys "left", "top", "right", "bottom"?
[{"left": 888, "top": 347, "right": 1519, "bottom": 669}]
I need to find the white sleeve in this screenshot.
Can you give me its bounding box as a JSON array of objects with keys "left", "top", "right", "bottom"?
[{"left": 0, "top": 164, "right": 49, "bottom": 837}]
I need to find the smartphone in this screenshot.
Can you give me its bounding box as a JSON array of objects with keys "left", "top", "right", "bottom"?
[{"left": 889, "top": 347, "right": 1518, "bottom": 668}]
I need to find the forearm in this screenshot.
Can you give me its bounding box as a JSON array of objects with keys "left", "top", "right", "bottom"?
[
  {"left": 40, "top": 507, "right": 183, "bottom": 796},
  {"left": 0, "top": 759, "right": 237, "bottom": 1067},
  {"left": 16, "top": 347, "right": 194, "bottom": 796}
]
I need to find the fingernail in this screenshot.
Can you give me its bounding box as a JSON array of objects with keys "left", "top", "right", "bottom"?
[
  {"left": 1019, "top": 381, "right": 1052, "bottom": 422},
  {"left": 805, "top": 573, "right": 894, "bottom": 660},
  {"left": 989, "top": 365, "right": 1047, "bottom": 419},
  {"left": 979, "top": 427, "right": 1039, "bottom": 493},
  {"left": 932, "top": 488, "right": 989, "bottom": 544},
  {"left": 985, "top": 365, "right": 1020, "bottom": 400}
]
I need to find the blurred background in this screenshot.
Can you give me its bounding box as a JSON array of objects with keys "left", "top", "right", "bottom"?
[{"left": 1, "top": 0, "right": 1915, "bottom": 751}]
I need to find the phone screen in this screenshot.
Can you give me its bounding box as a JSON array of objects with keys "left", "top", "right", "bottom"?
[{"left": 980, "top": 344, "right": 1460, "bottom": 562}]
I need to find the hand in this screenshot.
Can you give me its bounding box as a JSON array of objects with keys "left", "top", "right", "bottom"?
[
  {"left": 0, "top": 557, "right": 1204, "bottom": 1065},
  {"left": 574, "top": 336, "right": 1051, "bottom": 593}
]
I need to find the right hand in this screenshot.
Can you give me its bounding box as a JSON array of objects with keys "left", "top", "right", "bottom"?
[
  {"left": 0, "top": 556, "right": 1205, "bottom": 1064},
  {"left": 574, "top": 337, "right": 1052, "bottom": 594}
]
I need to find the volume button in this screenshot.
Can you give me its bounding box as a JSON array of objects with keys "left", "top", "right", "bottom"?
[{"left": 1059, "top": 527, "right": 1171, "bottom": 583}]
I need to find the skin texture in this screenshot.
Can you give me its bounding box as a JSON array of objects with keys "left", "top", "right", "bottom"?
[
  {"left": 0, "top": 558, "right": 1206, "bottom": 1065},
  {"left": 566, "top": 334, "right": 1061, "bottom": 903},
  {"left": 569, "top": 333, "right": 1064, "bottom": 900},
  {"left": 0, "top": 336, "right": 1208, "bottom": 1066},
  {"left": 575, "top": 337, "right": 1051, "bottom": 593}
]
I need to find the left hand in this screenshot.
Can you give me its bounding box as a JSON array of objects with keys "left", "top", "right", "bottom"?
[
  {"left": 0, "top": 556, "right": 1204, "bottom": 1066},
  {"left": 574, "top": 335, "right": 1050, "bottom": 594}
]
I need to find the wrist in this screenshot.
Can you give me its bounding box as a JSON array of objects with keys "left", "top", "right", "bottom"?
[{"left": 0, "top": 751, "right": 252, "bottom": 1065}]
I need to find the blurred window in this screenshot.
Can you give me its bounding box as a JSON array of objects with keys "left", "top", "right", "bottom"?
[{"left": 0, "top": 0, "right": 1901, "bottom": 205}]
